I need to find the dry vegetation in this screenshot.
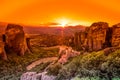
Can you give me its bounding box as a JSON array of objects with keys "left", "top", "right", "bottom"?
[{"left": 0, "top": 34, "right": 59, "bottom": 80}]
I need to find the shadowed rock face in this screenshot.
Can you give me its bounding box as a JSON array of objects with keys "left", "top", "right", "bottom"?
[
  {"left": 111, "top": 23, "right": 120, "bottom": 47},
  {"left": 0, "top": 33, "right": 7, "bottom": 60},
  {"left": 74, "top": 31, "right": 87, "bottom": 50},
  {"left": 5, "top": 24, "right": 31, "bottom": 56}
]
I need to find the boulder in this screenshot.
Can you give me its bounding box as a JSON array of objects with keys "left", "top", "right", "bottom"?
[
  {"left": 20, "top": 72, "right": 37, "bottom": 80},
  {"left": 21, "top": 72, "right": 56, "bottom": 80},
  {"left": 5, "top": 24, "right": 31, "bottom": 56}
]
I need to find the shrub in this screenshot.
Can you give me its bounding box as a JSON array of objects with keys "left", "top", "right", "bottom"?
[
  {"left": 47, "top": 63, "right": 62, "bottom": 76},
  {"left": 56, "top": 50, "right": 120, "bottom": 80}
]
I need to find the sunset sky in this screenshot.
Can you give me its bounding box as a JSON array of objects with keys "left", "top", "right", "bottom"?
[{"left": 0, "top": 0, "right": 120, "bottom": 26}]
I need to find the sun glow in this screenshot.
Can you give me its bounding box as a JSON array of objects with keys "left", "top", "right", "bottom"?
[{"left": 57, "top": 18, "right": 69, "bottom": 27}]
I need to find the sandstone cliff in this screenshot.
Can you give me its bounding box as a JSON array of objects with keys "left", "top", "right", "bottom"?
[
  {"left": 0, "top": 24, "right": 32, "bottom": 60},
  {"left": 73, "top": 22, "right": 120, "bottom": 51},
  {"left": 111, "top": 23, "right": 120, "bottom": 47}
]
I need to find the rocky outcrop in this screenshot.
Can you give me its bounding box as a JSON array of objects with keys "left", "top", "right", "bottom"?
[
  {"left": 0, "top": 24, "right": 32, "bottom": 60},
  {"left": 0, "top": 33, "right": 7, "bottom": 60},
  {"left": 73, "top": 22, "right": 115, "bottom": 51},
  {"left": 21, "top": 72, "right": 56, "bottom": 80},
  {"left": 58, "top": 46, "right": 80, "bottom": 64},
  {"left": 86, "top": 22, "right": 111, "bottom": 51},
  {"left": 5, "top": 24, "right": 31, "bottom": 56}
]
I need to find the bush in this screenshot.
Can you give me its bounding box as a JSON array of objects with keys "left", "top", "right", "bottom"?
[
  {"left": 56, "top": 50, "right": 120, "bottom": 80},
  {"left": 47, "top": 63, "right": 62, "bottom": 76}
]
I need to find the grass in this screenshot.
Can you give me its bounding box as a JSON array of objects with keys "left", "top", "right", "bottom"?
[{"left": 0, "top": 46, "right": 59, "bottom": 80}]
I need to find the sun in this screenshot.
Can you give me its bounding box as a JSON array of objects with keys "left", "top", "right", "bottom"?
[
  {"left": 59, "top": 19, "right": 68, "bottom": 27},
  {"left": 56, "top": 18, "right": 69, "bottom": 27},
  {"left": 54, "top": 17, "right": 81, "bottom": 27}
]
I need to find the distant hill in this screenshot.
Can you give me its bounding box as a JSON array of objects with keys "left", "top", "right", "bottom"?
[
  {"left": 24, "top": 25, "right": 85, "bottom": 36},
  {"left": 0, "top": 22, "right": 86, "bottom": 36},
  {"left": 0, "top": 22, "right": 7, "bottom": 33}
]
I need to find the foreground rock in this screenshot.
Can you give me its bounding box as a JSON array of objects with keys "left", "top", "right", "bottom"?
[{"left": 21, "top": 72, "right": 56, "bottom": 80}]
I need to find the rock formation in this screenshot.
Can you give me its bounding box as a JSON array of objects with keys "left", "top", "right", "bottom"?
[
  {"left": 5, "top": 24, "right": 32, "bottom": 56},
  {"left": 0, "top": 33, "right": 7, "bottom": 60},
  {"left": 21, "top": 72, "right": 56, "bottom": 80},
  {"left": 86, "top": 22, "right": 111, "bottom": 51},
  {"left": 58, "top": 46, "right": 80, "bottom": 64},
  {"left": 73, "top": 22, "right": 113, "bottom": 51},
  {"left": 111, "top": 23, "right": 120, "bottom": 47},
  {"left": 74, "top": 31, "right": 87, "bottom": 50}
]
